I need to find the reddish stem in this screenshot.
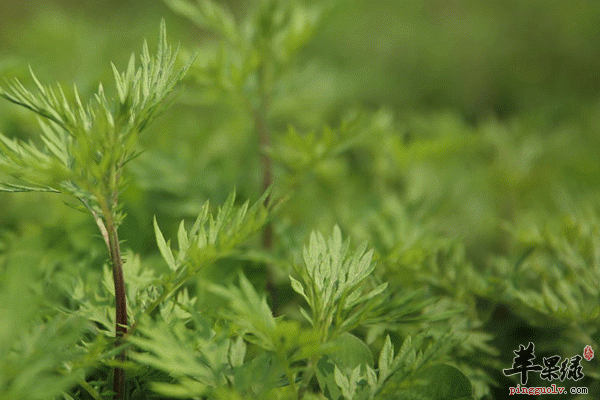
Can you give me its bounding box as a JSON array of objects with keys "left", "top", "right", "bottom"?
[
  {"left": 109, "top": 226, "right": 127, "bottom": 399},
  {"left": 94, "top": 193, "right": 127, "bottom": 400}
]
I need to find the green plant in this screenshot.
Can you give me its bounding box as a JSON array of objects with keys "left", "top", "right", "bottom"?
[
  {"left": 0, "top": 0, "right": 483, "bottom": 398},
  {"left": 0, "top": 20, "right": 191, "bottom": 399},
  {"left": 0, "top": 7, "right": 474, "bottom": 397},
  {"left": 127, "top": 223, "right": 470, "bottom": 400},
  {"left": 3, "top": 1, "right": 600, "bottom": 400}
]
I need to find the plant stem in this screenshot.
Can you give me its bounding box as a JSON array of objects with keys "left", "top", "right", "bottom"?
[
  {"left": 108, "top": 217, "right": 127, "bottom": 399},
  {"left": 255, "top": 60, "right": 279, "bottom": 314},
  {"left": 256, "top": 99, "right": 272, "bottom": 248},
  {"left": 94, "top": 191, "right": 127, "bottom": 399},
  {"left": 255, "top": 61, "right": 273, "bottom": 247}
]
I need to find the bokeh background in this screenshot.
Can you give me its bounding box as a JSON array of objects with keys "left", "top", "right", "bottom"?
[
  {"left": 3, "top": 0, "right": 600, "bottom": 250},
  {"left": 2, "top": 1, "right": 600, "bottom": 399}
]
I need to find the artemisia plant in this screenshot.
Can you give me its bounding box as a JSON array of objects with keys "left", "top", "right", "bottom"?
[{"left": 0, "top": 20, "right": 191, "bottom": 399}]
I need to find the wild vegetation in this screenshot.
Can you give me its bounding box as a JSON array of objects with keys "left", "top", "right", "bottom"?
[{"left": 1, "top": 1, "right": 599, "bottom": 399}]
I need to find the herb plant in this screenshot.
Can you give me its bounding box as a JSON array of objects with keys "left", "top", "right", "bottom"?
[
  {"left": 1, "top": 1, "right": 599, "bottom": 400},
  {"left": 0, "top": 20, "right": 192, "bottom": 399}
]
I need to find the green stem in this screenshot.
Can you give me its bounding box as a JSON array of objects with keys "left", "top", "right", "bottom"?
[
  {"left": 255, "top": 60, "right": 280, "bottom": 316},
  {"left": 256, "top": 62, "right": 273, "bottom": 249},
  {"left": 297, "top": 354, "right": 317, "bottom": 400},
  {"left": 276, "top": 348, "right": 299, "bottom": 397}
]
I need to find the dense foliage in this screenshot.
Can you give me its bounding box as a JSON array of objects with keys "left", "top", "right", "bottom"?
[{"left": 1, "top": 1, "right": 599, "bottom": 399}]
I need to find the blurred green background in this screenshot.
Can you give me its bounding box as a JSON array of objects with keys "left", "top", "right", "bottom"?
[
  {"left": 2, "top": 2, "right": 600, "bottom": 398},
  {"left": 3, "top": 0, "right": 600, "bottom": 117},
  {"left": 2, "top": 0, "right": 600, "bottom": 251}
]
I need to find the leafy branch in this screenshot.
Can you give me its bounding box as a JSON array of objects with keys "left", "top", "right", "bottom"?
[
  {"left": 0, "top": 19, "right": 191, "bottom": 399},
  {"left": 290, "top": 225, "right": 387, "bottom": 341},
  {"left": 131, "top": 224, "right": 469, "bottom": 399},
  {"left": 138, "top": 189, "right": 273, "bottom": 327},
  {"left": 164, "top": 0, "right": 342, "bottom": 313}
]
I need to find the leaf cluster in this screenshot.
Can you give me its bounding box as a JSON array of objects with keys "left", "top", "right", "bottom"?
[
  {"left": 290, "top": 226, "right": 387, "bottom": 339},
  {"left": 5, "top": 2, "right": 581, "bottom": 399},
  {"left": 0, "top": 19, "right": 190, "bottom": 209},
  {"left": 130, "top": 223, "right": 467, "bottom": 400}
]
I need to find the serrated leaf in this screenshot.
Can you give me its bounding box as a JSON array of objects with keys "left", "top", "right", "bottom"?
[
  {"left": 229, "top": 336, "right": 246, "bottom": 367},
  {"left": 150, "top": 379, "right": 208, "bottom": 397},
  {"left": 345, "top": 282, "right": 388, "bottom": 310},
  {"left": 366, "top": 365, "right": 377, "bottom": 398},
  {"left": 177, "top": 220, "right": 189, "bottom": 261},
  {"left": 290, "top": 274, "right": 308, "bottom": 301},
  {"left": 299, "top": 306, "right": 313, "bottom": 326},
  {"left": 334, "top": 366, "right": 351, "bottom": 399},
  {"left": 154, "top": 216, "right": 177, "bottom": 270},
  {"left": 394, "top": 335, "right": 412, "bottom": 371},
  {"left": 111, "top": 62, "right": 125, "bottom": 103},
  {"left": 0, "top": 182, "right": 60, "bottom": 193},
  {"left": 542, "top": 280, "right": 562, "bottom": 313},
  {"left": 378, "top": 335, "right": 393, "bottom": 383}
]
